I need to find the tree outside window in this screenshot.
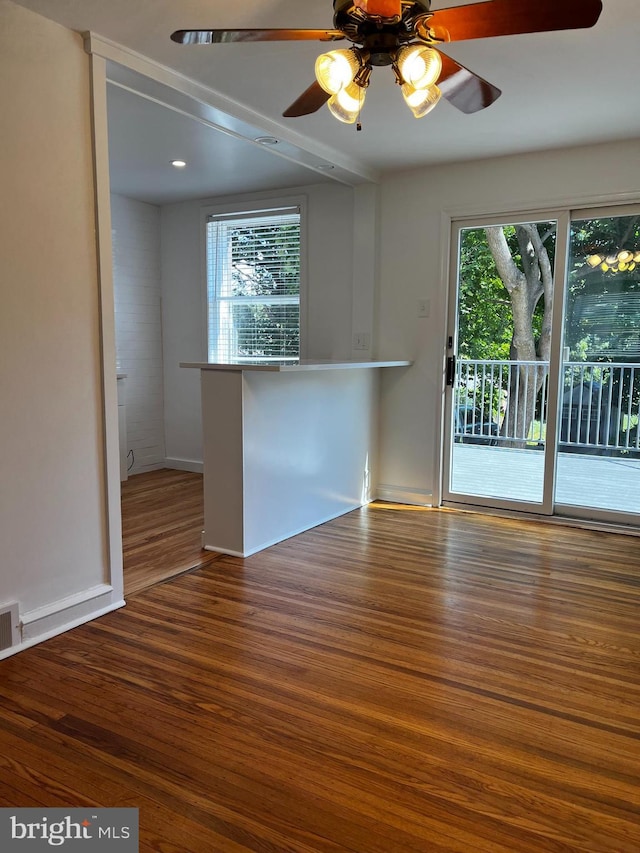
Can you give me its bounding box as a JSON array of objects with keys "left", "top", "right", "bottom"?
[{"left": 206, "top": 207, "right": 301, "bottom": 362}]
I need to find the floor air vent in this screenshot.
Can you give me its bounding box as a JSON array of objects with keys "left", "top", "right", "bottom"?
[{"left": 0, "top": 604, "right": 20, "bottom": 651}]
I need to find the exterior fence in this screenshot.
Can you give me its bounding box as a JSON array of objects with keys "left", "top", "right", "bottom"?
[{"left": 455, "top": 359, "right": 640, "bottom": 454}]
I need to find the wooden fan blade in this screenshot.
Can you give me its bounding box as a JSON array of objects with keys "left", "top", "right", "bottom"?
[
  {"left": 283, "top": 82, "right": 331, "bottom": 118},
  {"left": 433, "top": 0, "right": 602, "bottom": 43},
  {"left": 171, "top": 29, "right": 344, "bottom": 45},
  {"left": 437, "top": 54, "right": 501, "bottom": 114}
]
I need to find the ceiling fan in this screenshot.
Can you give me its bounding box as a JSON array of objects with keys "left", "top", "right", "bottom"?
[{"left": 171, "top": 0, "right": 603, "bottom": 124}]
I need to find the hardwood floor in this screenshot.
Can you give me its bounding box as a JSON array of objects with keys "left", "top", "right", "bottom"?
[
  {"left": 121, "top": 468, "right": 222, "bottom": 596},
  {"left": 1, "top": 505, "right": 639, "bottom": 851}
]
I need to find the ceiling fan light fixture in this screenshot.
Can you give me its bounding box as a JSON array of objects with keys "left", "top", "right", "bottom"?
[
  {"left": 327, "top": 82, "right": 366, "bottom": 124},
  {"left": 315, "top": 48, "right": 361, "bottom": 95},
  {"left": 354, "top": 0, "right": 402, "bottom": 19},
  {"left": 585, "top": 249, "right": 640, "bottom": 273},
  {"left": 401, "top": 83, "right": 442, "bottom": 118},
  {"left": 173, "top": 0, "right": 604, "bottom": 123},
  {"left": 397, "top": 44, "right": 442, "bottom": 90}
]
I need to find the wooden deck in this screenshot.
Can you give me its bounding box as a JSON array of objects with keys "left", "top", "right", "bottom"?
[{"left": 451, "top": 444, "right": 640, "bottom": 515}]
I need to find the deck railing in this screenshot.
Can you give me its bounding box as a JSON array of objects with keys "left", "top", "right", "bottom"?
[{"left": 455, "top": 359, "right": 640, "bottom": 453}]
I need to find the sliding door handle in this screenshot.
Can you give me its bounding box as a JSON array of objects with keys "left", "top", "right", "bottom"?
[{"left": 446, "top": 355, "right": 456, "bottom": 387}]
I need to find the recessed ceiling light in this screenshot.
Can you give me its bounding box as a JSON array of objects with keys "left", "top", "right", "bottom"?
[
  {"left": 254, "top": 136, "right": 279, "bottom": 146},
  {"left": 171, "top": 159, "right": 187, "bottom": 168}
]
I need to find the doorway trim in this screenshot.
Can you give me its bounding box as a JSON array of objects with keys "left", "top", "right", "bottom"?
[{"left": 89, "top": 52, "right": 124, "bottom": 603}]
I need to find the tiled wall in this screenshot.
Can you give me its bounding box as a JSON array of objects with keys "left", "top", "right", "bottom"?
[{"left": 111, "top": 194, "right": 166, "bottom": 474}]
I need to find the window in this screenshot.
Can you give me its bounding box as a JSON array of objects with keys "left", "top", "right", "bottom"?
[{"left": 206, "top": 206, "right": 301, "bottom": 362}]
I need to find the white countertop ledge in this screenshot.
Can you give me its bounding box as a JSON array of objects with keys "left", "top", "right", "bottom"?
[{"left": 180, "top": 359, "right": 412, "bottom": 372}]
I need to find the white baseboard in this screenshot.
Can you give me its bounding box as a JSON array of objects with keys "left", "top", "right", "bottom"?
[
  {"left": 130, "top": 462, "right": 165, "bottom": 476},
  {"left": 203, "top": 545, "right": 246, "bottom": 558},
  {"left": 164, "top": 457, "right": 204, "bottom": 474},
  {"left": 0, "top": 584, "right": 125, "bottom": 661},
  {"left": 376, "top": 484, "right": 433, "bottom": 506},
  {"left": 204, "top": 502, "right": 368, "bottom": 558}
]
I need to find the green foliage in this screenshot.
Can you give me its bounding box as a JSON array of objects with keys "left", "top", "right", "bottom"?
[
  {"left": 228, "top": 221, "right": 300, "bottom": 358},
  {"left": 458, "top": 229, "right": 512, "bottom": 359},
  {"left": 457, "top": 223, "right": 554, "bottom": 359},
  {"left": 565, "top": 214, "right": 640, "bottom": 362},
  {"left": 563, "top": 215, "right": 640, "bottom": 429},
  {"left": 456, "top": 215, "right": 640, "bottom": 440},
  {"left": 231, "top": 223, "right": 300, "bottom": 298},
  {"left": 231, "top": 303, "right": 299, "bottom": 358}
]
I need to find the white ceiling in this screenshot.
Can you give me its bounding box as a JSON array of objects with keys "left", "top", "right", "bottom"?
[
  {"left": 106, "top": 83, "right": 337, "bottom": 204},
  {"left": 13, "top": 0, "right": 640, "bottom": 204}
]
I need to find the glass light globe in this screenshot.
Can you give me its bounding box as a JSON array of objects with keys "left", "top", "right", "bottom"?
[
  {"left": 315, "top": 50, "right": 360, "bottom": 95},
  {"left": 401, "top": 83, "right": 442, "bottom": 118},
  {"left": 327, "top": 82, "right": 366, "bottom": 124},
  {"left": 397, "top": 45, "right": 442, "bottom": 90}
]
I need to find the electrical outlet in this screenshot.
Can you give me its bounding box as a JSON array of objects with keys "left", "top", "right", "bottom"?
[
  {"left": 353, "top": 332, "right": 370, "bottom": 351},
  {"left": 418, "top": 298, "right": 430, "bottom": 318}
]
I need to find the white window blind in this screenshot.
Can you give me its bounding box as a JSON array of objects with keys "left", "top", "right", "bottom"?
[{"left": 206, "top": 207, "right": 301, "bottom": 362}]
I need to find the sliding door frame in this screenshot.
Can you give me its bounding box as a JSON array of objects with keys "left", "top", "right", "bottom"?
[
  {"left": 439, "top": 201, "right": 640, "bottom": 529},
  {"left": 553, "top": 202, "right": 640, "bottom": 528},
  {"left": 442, "top": 209, "right": 570, "bottom": 515}
]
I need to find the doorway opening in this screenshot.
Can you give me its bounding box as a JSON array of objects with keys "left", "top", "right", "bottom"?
[{"left": 443, "top": 207, "right": 640, "bottom": 525}]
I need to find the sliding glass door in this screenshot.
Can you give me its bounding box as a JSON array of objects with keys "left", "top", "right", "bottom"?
[
  {"left": 443, "top": 214, "right": 563, "bottom": 512},
  {"left": 443, "top": 206, "right": 640, "bottom": 523},
  {"left": 555, "top": 210, "right": 640, "bottom": 517}
]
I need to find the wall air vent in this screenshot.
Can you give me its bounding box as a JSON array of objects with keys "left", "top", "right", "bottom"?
[{"left": 0, "top": 603, "right": 20, "bottom": 651}]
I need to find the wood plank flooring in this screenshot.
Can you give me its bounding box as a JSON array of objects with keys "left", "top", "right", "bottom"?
[
  {"left": 1, "top": 504, "right": 640, "bottom": 851},
  {"left": 121, "top": 469, "right": 222, "bottom": 596}
]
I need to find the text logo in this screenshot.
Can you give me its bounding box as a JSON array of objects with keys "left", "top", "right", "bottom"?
[{"left": 1, "top": 809, "right": 138, "bottom": 851}]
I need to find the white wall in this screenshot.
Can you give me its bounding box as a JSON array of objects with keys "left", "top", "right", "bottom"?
[
  {"left": 0, "top": 0, "right": 122, "bottom": 656},
  {"left": 111, "top": 193, "right": 165, "bottom": 474},
  {"left": 199, "top": 367, "right": 379, "bottom": 556},
  {"left": 376, "top": 139, "right": 640, "bottom": 504},
  {"left": 160, "top": 183, "right": 357, "bottom": 468}
]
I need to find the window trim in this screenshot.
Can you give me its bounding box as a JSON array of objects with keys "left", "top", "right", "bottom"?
[{"left": 200, "top": 194, "right": 308, "bottom": 362}]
